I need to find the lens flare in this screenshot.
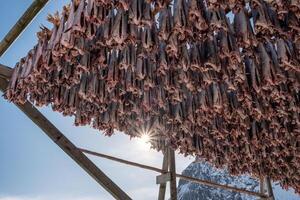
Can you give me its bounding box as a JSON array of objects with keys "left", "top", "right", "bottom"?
[{"left": 140, "top": 133, "right": 151, "bottom": 144}]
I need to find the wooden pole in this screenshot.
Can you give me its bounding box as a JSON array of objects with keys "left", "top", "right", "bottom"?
[
  {"left": 0, "top": 64, "right": 13, "bottom": 80},
  {"left": 168, "top": 149, "right": 177, "bottom": 200},
  {"left": 158, "top": 150, "right": 169, "bottom": 200},
  {"left": 70, "top": 147, "right": 268, "bottom": 199},
  {"left": 260, "top": 177, "right": 266, "bottom": 200},
  {"left": 176, "top": 174, "right": 268, "bottom": 199},
  {"left": 0, "top": 77, "right": 132, "bottom": 200},
  {"left": 80, "top": 148, "right": 166, "bottom": 174},
  {"left": 266, "top": 177, "right": 275, "bottom": 200},
  {"left": 0, "top": 0, "right": 49, "bottom": 56}
]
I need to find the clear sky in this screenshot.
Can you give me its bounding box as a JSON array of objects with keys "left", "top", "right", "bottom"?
[{"left": 0, "top": 1, "right": 194, "bottom": 200}]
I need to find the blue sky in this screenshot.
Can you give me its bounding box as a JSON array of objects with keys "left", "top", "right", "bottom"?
[{"left": 0, "top": 1, "right": 194, "bottom": 199}]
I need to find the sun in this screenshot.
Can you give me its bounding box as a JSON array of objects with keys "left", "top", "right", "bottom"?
[
  {"left": 133, "top": 122, "right": 157, "bottom": 149},
  {"left": 136, "top": 130, "right": 152, "bottom": 149},
  {"left": 140, "top": 133, "right": 151, "bottom": 144}
]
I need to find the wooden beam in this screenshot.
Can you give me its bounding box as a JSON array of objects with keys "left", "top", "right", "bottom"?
[
  {"left": 69, "top": 147, "right": 269, "bottom": 199},
  {"left": 260, "top": 176, "right": 266, "bottom": 200},
  {"left": 168, "top": 149, "right": 177, "bottom": 200},
  {"left": 176, "top": 174, "right": 268, "bottom": 198},
  {"left": 0, "top": 64, "right": 12, "bottom": 80},
  {"left": 266, "top": 177, "right": 275, "bottom": 200},
  {"left": 158, "top": 151, "right": 169, "bottom": 200},
  {"left": 156, "top": 173, "right": 171, "bottom": 185},
  {"left": 0, "top": 77, "right": 132, "bottom": 200},
  {"left": 80, "top": 148, "right": 166, "bottom": 173},
  {"left": 0, "top": 0, "right": 49, "bottom": 56}
]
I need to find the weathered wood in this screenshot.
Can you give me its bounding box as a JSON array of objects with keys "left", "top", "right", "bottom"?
[
  {"left": 52, "top": 147, "right": 269, "bottom": 199},
  {"left": 0, "top": 77, "right": 132, "bottom": 200},
  {"left": 158, "top": 151, "right": 169, "bottom": 200},
  {"left": 266, "top": 177, "right": 275, "bottom": 200},
  {"left": 0, "top": 0, "right": 49, "bottom": 56},
  {"left": 80, "top": 148, "right": 166, "bottom": 173},
  {"left": 0, "top": 64, "right": 12, "bottom": 81},
  {"left": 0, "top": 77, "right": 9, "bottom": 90},
  {"left": 260, "top": 176, "right": 266, "bottom": 200},
  {"left": 168, "top": 149, "right": 177, "bottom": 200},
  {"left": 176, "top": 174, "right": 268, "bottom": 198},
  {"left": 156, "top": 173, "right": 171, "bottom": 185}
]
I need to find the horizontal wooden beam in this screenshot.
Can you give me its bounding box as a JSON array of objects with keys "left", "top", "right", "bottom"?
[
  {"left": 81, "top": 148, "right": 268, "bottom": 199},
  {"left": 80, "top": 148, "right": 166, "bottom": 174},
  {"left": 0, "top": 0, "right": 49, "bottom": 56},
  {"left": 0, "top": 76, "right": 131, "bottom": 200},
  {"left": 176, "top": 174, "right": 267, "bottom": 199}
]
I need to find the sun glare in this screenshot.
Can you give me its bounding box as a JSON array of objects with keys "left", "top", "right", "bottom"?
[
  {"left": 136, "top": 130, "right": 152, "bottom": 150},
  {"left": 140, "top": 133, "right": 150, "bottom": 144}
]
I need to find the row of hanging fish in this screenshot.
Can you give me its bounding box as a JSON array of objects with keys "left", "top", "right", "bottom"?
[{"left": 4, "top": 0, "right": 300, "bottom": 193}]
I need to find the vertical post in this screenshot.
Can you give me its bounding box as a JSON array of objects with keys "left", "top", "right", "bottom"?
[
  {"left": 260, "top": 176, "right": 265, "bottom": 199},
  {"left": 260, "top": 176, "right": 275, "bottom": 200},
  {"left": 266, "top": 177, "right": 275, "bottom": 200},
  {"left": 168, "top": 148, "right": 177, "bottom": 200},
  {"left": 158, "top": 150, "right": 169, "bottom": 200}
]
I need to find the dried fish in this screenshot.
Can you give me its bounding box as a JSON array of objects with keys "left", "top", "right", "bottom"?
[{"left": 4, "top": 0, "right": 300, "bottom": 193}]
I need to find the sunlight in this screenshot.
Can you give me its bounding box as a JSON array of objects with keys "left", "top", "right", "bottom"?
[
  {"left": 136, "top": 130, "right": 152, "bottom": 150},
  {"left": 140, "top": 133, "right": 151, "bottom": 144}
]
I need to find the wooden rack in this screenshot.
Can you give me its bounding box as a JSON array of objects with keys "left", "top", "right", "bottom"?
[{"left": 0, "top": 1, "right": 275, "bottom": 200}]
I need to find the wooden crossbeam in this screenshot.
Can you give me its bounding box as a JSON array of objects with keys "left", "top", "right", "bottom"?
[
  {"left": 0, "top": 69, "right": 131, "bottom": 200},
  {"left": 78, "top": 147, "right": 268, "bottom": 199},
  {"left": 80, "top": 148, "right": 165, "bottom": 173},
  {"left": 0, "top": 0, "right": 49, "bottom": 56}
]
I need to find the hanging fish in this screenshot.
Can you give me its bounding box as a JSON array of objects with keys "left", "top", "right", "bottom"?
[
  {"left": 173, "top": 0, "right": 189, "bottom": 40},
  {"left": 256, "top": 42, "right": 275, "bottom": 87},
  {"left": 60, "top": 4, "right": 74, "bottom": 49},
  {"left": 188, "top": 0, "right": 208, "bottom": 32},
  {"left": 129, "top": 0, "right": 143, "bottom": 25},
  {"left": 244, "top": 55, "right": 261, "bottom": 93},
  {"left": 158, "top": 7, "right": 173, "bottom": 41},
  {"left": 111, "top": 10, "right": 128, "bottom": 45},
  {"left": 115, "top": 0, "right": 131, "bottom": 10},
  {"left": 234, "top": 8, "right": 256, "bottom": 48}
]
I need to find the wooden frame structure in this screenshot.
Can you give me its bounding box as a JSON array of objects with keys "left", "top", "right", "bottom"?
[{"left": 0, "top": 1, "right": 275, "bottom": 199}]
